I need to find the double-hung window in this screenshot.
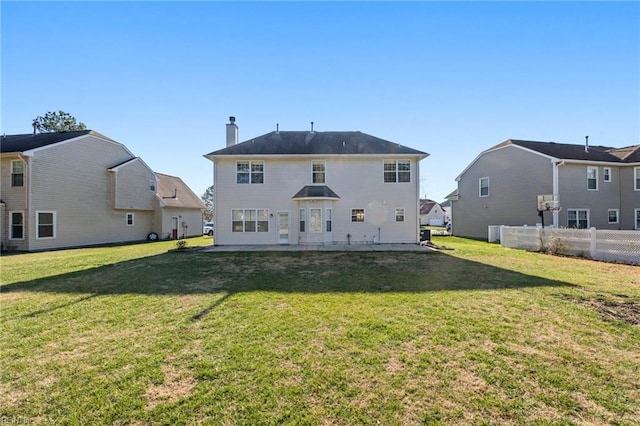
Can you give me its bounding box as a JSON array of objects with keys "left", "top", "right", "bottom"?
[
  {"left": 232, "top": 209, "right": 268, "bottom": 232},
  {"left": 636, "top": 209, "right": 640, "bottom": 230},
  {"left": 312, "top": 160, "right": 326, "bottom": 184},
  {"left": 608, "top": 209, "right": 619, "bottom": 224},
  {"left": 237, "top": 161, "right": 264, "bottom": 184},
  {"left": 11, "top": 160, "right": 24, "bottom": 187},
  {"left": 36, "top": 211, "right": 56, "bottom": 239},
  {"left": 635, "top": 168, "right": 640, "bottom": 191},
  {"left": 603, "top": 168, "right": 611, "bottom": 183},
  {"left": 395, "top": 208, "right": 405, "bottom": 222},
  {"left": 587, "top": 167, "right": 598, "bottom": 190},
  {"left": 325, "top": 208, "right": 332, "bottom": 232},
  {"left": 479, "top": 177, "right": 489, "bottom": 197},
  {"left": 126, "top": 213, "right": 134, "bottom": 226},
  {"left": 383, "top": 160, "right": 411, "bottom": 183},
  {"left": 299, "top": 209, "right": 306, "bottom": 232},
  {"left": 567, "top": 209, "right": 589, "bottom": 229},
  {"left": 351, "top": 209, "right": 365, "bottom": 222},
  {"left": 9, "top": 211, "right": 24, "bottom": 240}
]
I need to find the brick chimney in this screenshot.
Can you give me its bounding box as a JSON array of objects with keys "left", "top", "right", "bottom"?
[{"left": 226, "top": 116, "right": 238, "bottom": 147}]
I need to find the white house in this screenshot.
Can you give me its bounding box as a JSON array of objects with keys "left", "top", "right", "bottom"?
[
  {"left": 204, "top": 117, "right": 429, "bottom": 246},
  {"left": 419, "top": 199, "right": 447, "bottom": 226}
]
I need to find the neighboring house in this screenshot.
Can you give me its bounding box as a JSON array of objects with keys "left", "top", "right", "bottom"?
[
  {"left": 0, "top": 130, "right": 199, "bottom": 251},
  {"left": 204, "top": 117, "right": 429, "bottom": 246},
  {"left": 154, "top": 173, "right": 206, "bottom": 240},
  {"left": 451, "top": 139, "right": 640, "bottom": 239},
  {"left": 419, "top": 199, "right": 447, "bottom": 226},
  {"left": 440, "top": 198, "right": 452, "bottom": 224}
]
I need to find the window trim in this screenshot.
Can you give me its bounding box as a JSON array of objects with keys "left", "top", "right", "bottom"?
[
  {"left": 325, "top": 208, "right": 332, "bottom": 233},
  {"left": 236, "top": 160, "right": 264, "bottom": 184},
  {"left": 11, "top": 160, "right": 25, "bottom": 187},
  {"left": 9, "top": 211, "right": 24, "bottom": 240},
  {"left": 149, "top": 179, "right": 156, "bottom": 191},
  {"left": 383, "top": 160, "right": 411, "bottom": 183},
  {"left": 231, "top": 208, "right": 269, "bottom": 233},
  {"left": 479, "top": 177, "right": 490, "bottom": 197},
  {"left": 635, "top": 167, "right": 640, "bottom": 191},
  {"left": 635, "top": 208, "right": 640, "bottom": 230},
  {"left": 603, "top": 167, "right": 611, "bottom": 183},
  {"left": 309, "top": 208, "right": 322, "bottom": 233},
  {"left": 607, "top": 209, "right": 619, "bottom": 224},
  {"left": 312, "top": 160, "right": 326, "bottom": 184},
  {"left": 299, "top": 208, "right": 306, "bottom": 232},
  {"left": 351, "top": 208, "right": 365, "bottom": 223},
  {"left": 567, "top": 208, "right": 590, "bottom": 229},
  {"left": 126, "top": 212, "right": 135, "bottom": 227},
  {"left": 587, "top": 166, "right": 598, "bottom": 191},
  {"left": 36, "top": 210, "right": 56, "bottom": 240},
  {"left": 395, "top": 208, "right": 405, "bottom": 222}
]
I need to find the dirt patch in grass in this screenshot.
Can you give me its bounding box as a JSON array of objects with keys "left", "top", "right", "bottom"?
[
  {"left": 558, "top": 294, "right": 640, "bottom": 326},
  {"left": 144, "top": 364, "right": 196, "bottom": 409}
]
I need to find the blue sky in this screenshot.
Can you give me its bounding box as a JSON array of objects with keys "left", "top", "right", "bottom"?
[{"left": 2, "top": 1, "right": 638, "bottom": 203}]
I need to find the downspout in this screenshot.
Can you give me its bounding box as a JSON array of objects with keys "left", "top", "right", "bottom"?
[
  {"left": 25, "top": 154, "right": 32, "bottom": 251},
  {"left": 415, "top": 158, "right": 421, "bottom": 244},
  {"left": 552, "top": 160, "right": 564, "bottom": 228}
]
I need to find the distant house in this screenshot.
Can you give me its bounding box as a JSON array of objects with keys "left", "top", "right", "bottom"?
[
  {"left": 204, "top": 117, "right": 429, "bottom": 246},
  {"left": 419, "top": 199, "right": 447, "bottom": 226},
  {"left": 0, "top": 130, "right": 202, "bottom": 251},
  {"left": 451, "top": 139, "right": 640, "bottom": 239},
  {"left": 155, "top": 173, "right": 206, "bottom": 240}
]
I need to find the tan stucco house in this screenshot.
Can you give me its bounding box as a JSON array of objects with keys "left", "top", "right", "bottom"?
[{"left": 1, "top": 130, "right": 203, "bottom": 251}]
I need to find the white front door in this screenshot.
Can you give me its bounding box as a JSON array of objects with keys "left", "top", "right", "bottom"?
[{"left": 277, "top": 212, "right": 289, "bottom": 244}]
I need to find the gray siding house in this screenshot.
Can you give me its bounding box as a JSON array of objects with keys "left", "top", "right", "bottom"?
[
  {"left": 204, "top": 118, "right": 429, "bottom": 246},
  {"left": 0, "top": 130, "right": 202, "bottom": 251},
  {"left": 451, "top": 139, "right": 640, "bottom": 239}
]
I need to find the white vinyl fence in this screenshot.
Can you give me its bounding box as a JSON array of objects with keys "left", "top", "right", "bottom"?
[{"left": 499, "top": 226, "right": 640, "bottom": 265}]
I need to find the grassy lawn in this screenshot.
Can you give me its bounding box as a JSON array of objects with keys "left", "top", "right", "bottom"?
[{"left": 1, "top": 237, "right": 639, "bottom": 424}]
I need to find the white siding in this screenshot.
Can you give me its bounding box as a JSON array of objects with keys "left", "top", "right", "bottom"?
[{"left": 213, "top": 156, "right": 422, "bottom": 245}]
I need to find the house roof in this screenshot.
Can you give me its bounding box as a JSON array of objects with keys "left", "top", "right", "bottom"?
[
  {"left": 0, "top": 130, "right": 116, "bottom": 153},
  {"left": 493, "top": 139, "right": 639, "bottom": 163},
  {"left": 445, "top": 189, "right": 458, "bottom": 200},
  {"left": 205, "top": 131, "right": 428, "bottom": 158},
  {"left": 419, "top": 199, "right": 440, "bottom": 215},
  {"left": 156, "top": 173, "right": 206, "bottom": 209},
  {"left": 292, "top": 185, "right": 340, "bottom": 200}
]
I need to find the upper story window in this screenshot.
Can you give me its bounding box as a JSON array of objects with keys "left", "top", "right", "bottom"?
[
  {"left": 237, "top": 161, "right": 264, "bottom": 184},
  {"left": 384, "top": 160, "right": 411, "bottom": 183},
  {"left": 603, "top": 168, "right": 611, "bottom": 183},
  {"left": 479, "top": 177, "right": 489, "bottom": 197},
  {"left": 587, "top": 167, "right": 598, "bottom": 190},
  {"left": 11, "top": 160, "right": 24, "bottom": 187},
  {"left": 635, "top": 167, "right": 640, "bottom": 191},
  {"left": 312, "top": 160, "right": 326, "bottom": 184},
  {"left": 149, "top": 179, "right": 156, "bottom": 191}
]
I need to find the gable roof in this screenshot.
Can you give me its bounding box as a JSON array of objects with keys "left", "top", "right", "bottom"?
[
  {"left": 156, "top": 173, "right": 205, "bottom": 209},
  {"left": 419, "top": 199, "right": 440, "bottom": 215},
  {"left": 205, "top": 131, "right": 428, "bottom": 158},
  {"left": 0, "top": 130, "right": 117, "bottom": 153},
  {"left": 493, "top": 139, "right": 639, "bottom": 163}
]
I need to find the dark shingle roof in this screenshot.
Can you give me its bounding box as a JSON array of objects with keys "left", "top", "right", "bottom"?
[
  {"left": 206, "top": 131, "right": 428, "bottom": 157},
  {"left": 292, "top": 185, "right": 340, "bottom": 200},
  {"left": 495, "top": 139, "right": 639, "bottom": 163},
  {"left": 0, "top": 130, "right": 115, "bottom": 153}
]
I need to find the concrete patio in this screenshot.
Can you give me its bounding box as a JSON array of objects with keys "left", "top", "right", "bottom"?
[{"left": 200, "top": 243, "right": 434, "bottom": 252}]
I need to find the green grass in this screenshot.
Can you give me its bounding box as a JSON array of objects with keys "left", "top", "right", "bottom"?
[{"left": 1, "top": 237, "right": 639, "bottom": 424}]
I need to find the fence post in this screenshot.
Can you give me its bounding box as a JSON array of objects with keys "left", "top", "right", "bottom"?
[
  {"left": 589, "top": 227, "right": 597, "bottom": 259},
  {"left": 500, "top": 226, "right": 505, "bottom": 247},
  {"left": 537, "top": 227, "right": 543, "bottom": 252}
]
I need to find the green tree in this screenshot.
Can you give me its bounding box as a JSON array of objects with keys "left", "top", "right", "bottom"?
[
  {"left": 201, "top": 185, "right": 214, "bottom": 221},
  {"left": 33, "top": 111, "right": 87, "bottom": 133}
]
